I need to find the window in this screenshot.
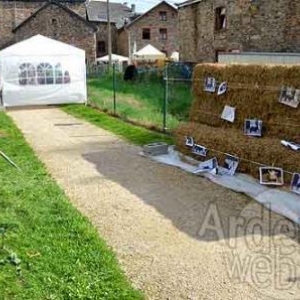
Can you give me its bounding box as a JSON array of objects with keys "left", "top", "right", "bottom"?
[
  {"left": 142, "top": 28, "right": 151, "bottom": 40},
  {"left": 215, "top": 7, "right": 227, "bottom": 30},
  {"left": 55, "top": 63, "right": 63, "bottom": 84},
  {"left": 51, "top": 18, "right": 58, "bottom": 26},
  {"left": 19, "top": 63, "right": 36, "bottom": 85},
  {"left": 37, "top": 63, "right": 54, "bottom": 85},
  {"left": 159, "top": 28, "right": 167, "bottom": 40},
  {"left": 159, "top": 11, "right": 167, "bottom": 21},
  {"left": 97, "top": 41, "right": 106, "bottom": 54}
]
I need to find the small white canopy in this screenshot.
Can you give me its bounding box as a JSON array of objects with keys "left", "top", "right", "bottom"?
[
  {"left": 0, "top": 35, "right": 87, "bottom": 107},
  {"left": 96, "top": 54, "right": 129, "bottom": 62},
  {"left": 170, "top": 51, "right": 179, "bottom": 62},
  {"left": 133, "top": 44, "right": 166, "bottom": 60}
]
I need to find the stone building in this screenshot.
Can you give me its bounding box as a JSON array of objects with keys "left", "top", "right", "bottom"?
[
  {"left": 118, "top": 1, "right": 178, "bottom": 58},
  {"left": 0, "top": 0, "right": 97, "bottom": 62},
  {"left": 177, "top": 0, "right": 300, "bottom": 62},
  {"left": 86, "top": 1, "right": 137, "bottom": 58}
]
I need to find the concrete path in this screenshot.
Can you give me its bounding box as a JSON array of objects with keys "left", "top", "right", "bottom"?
[{"left": 8, "top": 107, "right": 300, "bottom": 300}]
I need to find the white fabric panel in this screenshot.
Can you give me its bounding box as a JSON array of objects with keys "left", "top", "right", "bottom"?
[
  {"left": 0, "top": 35, "right": 87, "bottom": 107},
  {"left": 142, "top": 147, "right": 300, "bottom": 226}
]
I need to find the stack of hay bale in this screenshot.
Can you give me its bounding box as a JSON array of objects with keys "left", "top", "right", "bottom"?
[{"left": 175, "top": 63, "right": 300, "bottom": 183}]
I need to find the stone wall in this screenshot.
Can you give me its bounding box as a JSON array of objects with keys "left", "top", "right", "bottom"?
[
  {"left": 0, "top": 0, "right": 87, "bottom": 50},
  {"left": 13, "top": 4, "right": 96, "bottom": 62},
  {"left": 178, "top": 0, "right": 300, "bottom": 62},
  {"left": 117, "top": 29, "right": 129, "bottom": 57},
  {"left": 125, "top": 2, "right": 178, "bottom": 57},
  {"left": 0, "top": 1, "right": 45, "bottom": 48},
  {"left": 94, "top": 22, "right": 118, "bottom": 57}
]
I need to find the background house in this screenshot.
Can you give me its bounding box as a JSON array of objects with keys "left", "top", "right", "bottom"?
[
  {"left": 86, "top": 1, "right": 138, "bottom": 58},
  {"left": 118, "top": 1, "right": 178, "bottom": 59},
  {"left": 0, "top": 0, "right": 97, "bottom": 62},
  {"left": 178, "top": 0, "right": 300, "bottom": 62}
]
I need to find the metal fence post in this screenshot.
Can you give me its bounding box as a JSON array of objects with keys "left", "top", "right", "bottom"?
[
  {"left": 113, "top": 63, "right": 116, "bottom": 115},
  {"left": 163, "top": 63, "right": 168, "bottom": 132}
]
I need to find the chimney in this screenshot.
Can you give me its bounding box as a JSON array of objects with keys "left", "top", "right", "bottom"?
[{"left": 131, "top": 4, "right": 135, "bottom": 13}]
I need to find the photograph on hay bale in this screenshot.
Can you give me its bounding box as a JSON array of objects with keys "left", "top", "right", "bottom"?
[
  {"left": 193, "top": 157, "right": 218, "bottom": 174},
  {"left": 278, "top": 86, "right": 300, "bottom": 108},
  {"left": 185, "top": 136, "right": 194, "bottom": 147},
  {"left": 192, "top": 143, "right": 208, "bottom": 157},
  {"left": 244, "top": 119, "right": 263, "bottom": 137},
  {"left": 259, "top": 167, "right": 284, "bottom": 186},
  {"left": 218, "top": 154, "right": 239, "bottom": 176},
  {"left": 203, "top": 76, "right": 216, "bottom": 93},
  {"left": 291, "top": 173, "right": 300, "bottom": 195}
]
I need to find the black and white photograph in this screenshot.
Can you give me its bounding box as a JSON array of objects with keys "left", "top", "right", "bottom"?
[
  {"left": 259, "top": 167, "right": 284, "bottom": 186},
  {"left": 204, "top": 76, "right": 217, "bottom": 93},
  {"left": 244, "top": 119, "right": 263, "bottom": 137},
  {"left": 193, "top": 157, "right": 218, "bottom": 175},
  {"left": 218, "top": 154, "right": 239, "bottom": 176},
  {"left": 221, "top": 105, "right": 235, "bottom": 123},
  {"left": 291, "top": 173, "right": 300, "bottom": 195},
  {"left": 192, "top": 144, "right": 208, "bottom": 157},
  {"left": 217, "top": 81, "right": 227, "bottom": 96},
  {"left": 278, "top": 86, "right": 300, "bottom": 108},
  {"left": 185, "top": 136, "right": 194, "bottom": 147}
]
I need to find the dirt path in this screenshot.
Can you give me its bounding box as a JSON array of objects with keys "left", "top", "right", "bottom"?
[{"left": 8, "top": 107, "right": 300, "bottom": 300}]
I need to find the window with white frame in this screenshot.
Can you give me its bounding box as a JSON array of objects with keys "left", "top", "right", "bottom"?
[
  {"left": 37, "top": 63, "right": 54, "bottom": 85},
  {"left": 215, "top": 7, "right": 227, "bottom": 30},
  {"left": 159, "top": 28, "right": 167, "bottom": 40},
  {"left": 18, "top": 63, "right": 36, "bottom": 85}
]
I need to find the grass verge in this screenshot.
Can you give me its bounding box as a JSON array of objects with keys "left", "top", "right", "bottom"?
[
  {"left": 0, "top": 112, "right": 143, "bottom": 299},
  {"left": 87, "top": 75, "right": 192, "bottom": 131},
  {"left": 62, "top": 104, "right": 174, "bottom": 145}
]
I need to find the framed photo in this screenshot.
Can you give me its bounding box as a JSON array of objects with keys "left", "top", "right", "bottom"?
[
  {"left": 185, "top": 136, "right": 194, "bottom": 147},
  {"left": 192, "top": 144, "right": 208, "bottom": 157},
  {"left": 278, "top": 86, "right": 300, "bottom": 108},
  {"left": 244, "top": 119, "right": 262, "bottom": 137},
  {"left": 221, "top": 105, "right": 235, "bottom": 123},
  {"left": 204, "top": 77, "right": 216, "bottom": 93},
  {"left": 217, "top": 82, "right": 227, "bottom": 96},
  {"left": 218, "top": 154, "right": 239, "bottom": 176},
  {"left": 193, "top": 157, "right": 218, "bottom": 174},
  {"left": 259, "top": 167, "right": 284, "bottom": 186},
  {"left": 281, "top": 140, "right": 300, "bottom": 151},
  {"left": 291, "top": 173, "right": 300, "bottom": 195}
]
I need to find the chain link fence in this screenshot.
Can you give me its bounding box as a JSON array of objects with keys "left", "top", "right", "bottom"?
[{"left": 86, "top": 62, "right": 194, "bottom": 132}]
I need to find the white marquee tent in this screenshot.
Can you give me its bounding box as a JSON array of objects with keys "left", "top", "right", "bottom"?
[
  {"left": 0, "top": 35, "right": 87, "bottom": 107},
  {"left": 132, "top": 44, "right": 166, "bottom": 61}
]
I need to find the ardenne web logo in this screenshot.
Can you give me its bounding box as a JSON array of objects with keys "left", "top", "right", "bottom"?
[{"left": 198, "top": 202, "right": 300, "bottom": 299}]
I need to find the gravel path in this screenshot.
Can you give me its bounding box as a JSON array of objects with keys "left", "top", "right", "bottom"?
[{"left": 8, "top": 107, "right": 300, "bottom": 300}]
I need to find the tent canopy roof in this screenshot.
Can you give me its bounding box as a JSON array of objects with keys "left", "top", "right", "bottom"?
[
  {"left": 133, "top": 44, "right": 166, "bottom": 59},
  {"left": 0, "top": 35, "right": 85, "bottom": 57},
  {"left": 96, "top": 53, "right": 129, "bottom": 62}
]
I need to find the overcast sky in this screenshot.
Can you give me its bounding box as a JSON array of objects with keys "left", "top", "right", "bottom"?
[{"left": 108, "top": 0, "right": 179, "bottom": 13}]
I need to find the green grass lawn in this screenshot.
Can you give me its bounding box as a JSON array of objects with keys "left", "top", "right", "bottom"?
[
  {"left": 87, "top": 74, "right": 192, "bottom": 131},
  {"left": 62, "top": 104, "right": 174, "bottom": 146},
  {"left": 0, "top": 112, "right": 143, "bottom": 299}
]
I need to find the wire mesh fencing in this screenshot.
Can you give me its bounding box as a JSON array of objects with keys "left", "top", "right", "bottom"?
[{"left": 86, "top": 62, "right": 195, "bottom": 133}]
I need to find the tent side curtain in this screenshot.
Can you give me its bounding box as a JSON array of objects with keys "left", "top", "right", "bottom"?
[{"left": 0, "top": 35, "right": 87, "bottom": 107}]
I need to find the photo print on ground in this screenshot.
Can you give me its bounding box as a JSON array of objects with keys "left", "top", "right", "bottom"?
[
  {"left": 193, "top": 157, "right": 218, "bottom": 175},
  {"left": 244, "top": 119, "right": 263, "bottom": 137},
  {"left": 221, "top": 105, "right": 235, "bottom": 123},
  {"left": 259, "top": 167, "right": 284, "bottom": 186},
  {"left": 204, "top": 76, "right": 217, "bottom": 93},
  {"left": 185, "top": 136, "right": 194, "bottom": 147},
  {"left": 217, "top": 81, "right": 227, "bottom": 96},
  {"left": 291, "top": 173, "right": 300, "bottom": 195},
  {"left": 218, "top": 154, "right": 239, "bottom": 176},
  {"left": 192, "top": 144, "right": 208, "bottom": 157},
  {"left": 278, "top": 86, "right": 300, "bottom": 108}
]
